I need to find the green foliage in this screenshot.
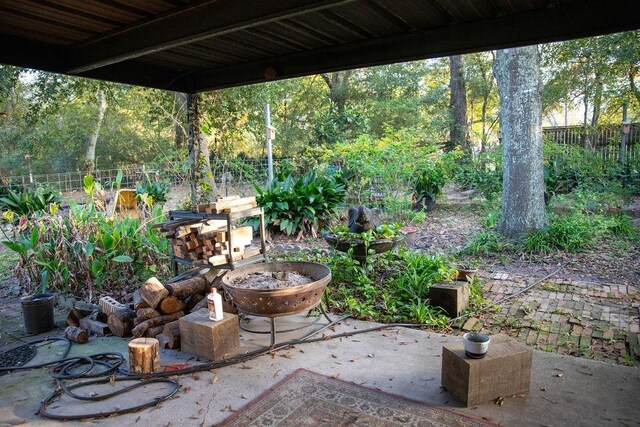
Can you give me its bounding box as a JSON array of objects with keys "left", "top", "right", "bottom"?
[
  {"left": 452, "top": 147, "right": 503, "bottom": 200},
  {"left": 135, "top": 179, "right": 169, "bottom": 204},
  {"left": 255, "top": 169, "right": 345, "bottom": 236},
  {"left": 331, "top": 223, "right": 402, "bottom": 240},
  {"left": 2, "top": 203, "right": 170, "bottom": 297},
  {"left": 412, "top": 162, "right": 446, "bottom": 200},
  {"left": 276, "top": 247, "right": 487, "bottom": 327},
  {"left": 0, "top": 186, "right": 61, "bottom": 218},
  {"left": 462, "top": 231, "right": 512, "bottom": 256}
]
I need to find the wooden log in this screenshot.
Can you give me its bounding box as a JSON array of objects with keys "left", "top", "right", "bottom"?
[
  {"left": 89, "top": 311, "right": 109, "bottom": 323},
  {"left": 161, "top": 320, "right": 181, "bottom": 349},
  {"left": 128, "top": 338, "right": 160, "bottom": 374},
  {"left": 159, "top": 296, "right": 184, "bottom": 315},
  {"left": 147, "top": 325, "right": 165, "bottom": 338},
  {"left": 107, "top": 308, "right": 136, "bottom": 337},
  {"left": 133, "top": 290, "right": 149, "bottom": 311},
  {"left": 64, "top": 326, "right": 89, "bottom": 344},
  {"left": 165, "top": 276, "right": 208, "bottom": 298},
  {"left": 139, "top": 277, "right": 169, "bottom": 309},
  {"left": 66, "top": 307, "right": 92, "bottom": 327},
  {"left": 79, "top": 317, "right": 110, "bottom": 336},
  {"left": 156, "top": 333, "right": 171, "bottom": 349},
  {"left": 131, "top": 311, "right": 184, "bottom": 338},
  {"left": 136, "top": 307, "right": 161, "bottom": 322}
]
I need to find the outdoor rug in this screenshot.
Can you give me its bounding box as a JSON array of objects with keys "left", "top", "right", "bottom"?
[{"left": 220, "top": 368, "right": 496, "bottom": 426}]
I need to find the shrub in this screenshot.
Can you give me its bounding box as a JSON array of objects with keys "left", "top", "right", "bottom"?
[
  {"left": 412, "top": 162, "right": 446, "bottom": 201},
  {"left": 135, "top": 179, "right": 169, "bottom": 204},
  {"left": 0, "top": 186, "right": 61, "bottom": 218},
  {"left": 255, "top": 169, "right": 345, "bottom": 237},
  {"left": 2, "top": 202, "right": 171, "bottom": 299}
]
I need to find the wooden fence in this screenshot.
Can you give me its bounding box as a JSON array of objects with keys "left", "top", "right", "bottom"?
[{"left": 542, "top": 123, "right": 639, "bottom": 164}]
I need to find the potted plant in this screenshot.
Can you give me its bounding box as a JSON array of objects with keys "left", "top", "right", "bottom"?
[
  {"left": 451, "top": 259, "right": 480, "bottom": 282},
  {"left": 412, "top": 164, "right": 445, "bottom": 212},
  {"left": 324, "top": 223, "right": 402, "bottom": 261}
]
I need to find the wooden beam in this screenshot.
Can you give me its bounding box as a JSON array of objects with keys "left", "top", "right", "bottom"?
[
  {"left": 65, "top": 0, "right": 357, "bottom": 74},
  {"left": 190, "top": 0, "right": 640, "bottom": 92}
]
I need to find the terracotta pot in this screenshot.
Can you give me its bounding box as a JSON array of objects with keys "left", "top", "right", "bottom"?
[
  {"left": 452, "top": 264, "right": 478, "bottom": 281},
  {"left": 399, "top": 226, "right": 418, "bottom": 245}
]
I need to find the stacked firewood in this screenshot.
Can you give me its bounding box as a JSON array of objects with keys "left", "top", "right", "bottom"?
[
  {"left": 158, "top": 221, "right": 260, "bottom": 267},
  {"left": 106, "top": 268, "right": 230, "bottom": 349}
]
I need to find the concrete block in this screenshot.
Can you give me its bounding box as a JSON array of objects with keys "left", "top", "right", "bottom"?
[
  {"left": 441, "top": 334, "right": 532, "bottom": 407},
  {"left": 429, "top": 282, "right": 470, "bottom": 317},
  {"left": 179, "top": 309, "right": 240, "bottom": 361}
]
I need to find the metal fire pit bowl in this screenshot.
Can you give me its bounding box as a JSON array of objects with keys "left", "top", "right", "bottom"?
[{"left": 222, "top": 261, "right": 331, "bottom": 318}]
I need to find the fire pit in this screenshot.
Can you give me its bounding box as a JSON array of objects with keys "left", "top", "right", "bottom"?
[{"left": 222, "top": 261, "right": 332, "bottom": 346}]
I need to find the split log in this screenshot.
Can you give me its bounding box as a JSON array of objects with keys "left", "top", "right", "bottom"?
[
  {"left": 139, "top": 277, "right": 168, "bottom": 309},
  {"left": 165, "top": 276, "right": 208, "bottom": 298},
  {"left": 66, "top": 307, "right": 92, "bottom": 327},
  {"left": 136, "top": 307, "right": 161, "bottom": 322},
  {"left": 133, "top": 290, "right": 149, "bottom": 310},
  {"left": 89, "top": 311, "right": 108, "bottom": 323},
  {"left": 131, "top": 311, "right": 184, "bottom": 338},
  {"left": 156, "top": 333, "right": 170, "bottom": 349},
  {"left": 163, "top": 321, "right": 181, "bottom": 349},
  {"left": 159, "top": 296, "right": 184, "bottom": 315},
  {"left": 64, "top": 326, "right": 89, "bottom": 344},
  {"left": 79, "top": 317, "right": 110, "bottom": 336},
  {"left": 147, "top": 325, "right": 165, "bottom": 338},
  {"left": 128, "top": 338, "right": 160, "bottom": 374},
  {"left": 107, "top": 308, "right": 136, "bottom": 337}
]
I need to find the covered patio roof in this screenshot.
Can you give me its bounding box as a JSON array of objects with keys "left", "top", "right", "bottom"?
[{"left": 0, "top": 0, "right": 639, "bottom": 93}]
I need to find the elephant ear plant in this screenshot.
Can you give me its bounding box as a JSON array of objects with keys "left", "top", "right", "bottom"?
[{"left": 413, "top": 163, "right": 445, "bottom": 211}]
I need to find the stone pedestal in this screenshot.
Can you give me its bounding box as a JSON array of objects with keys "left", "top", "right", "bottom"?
[
  {"left": 441, "top": 334, "right": 532, "bottom": 406},
  {"left": 179, "top": 309, "right": 240, "bottom": 361},
  {"left": 428, "top": 282, "right": 469, "bottom": 317}
]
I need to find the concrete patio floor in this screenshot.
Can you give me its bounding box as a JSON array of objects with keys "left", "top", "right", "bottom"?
[{"left": 0, "top": 314, "right": 638, "bottom": 427}]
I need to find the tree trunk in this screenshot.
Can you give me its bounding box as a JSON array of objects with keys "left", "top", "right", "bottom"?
[
  {"left": 591, "top": 71, "right": 603, "bottom": 127},
  {"left": 493, "top": 46, "right": 546, "bottom": 238},
  {"left": 321, "top": 71, "right": 352, "bottom": 112},
  {"left": 187, "top": 93, "right": 198, "bottom": 206},
  {"left": 173, "top": 92, "right": 188, "bottom": 149},
  {"left": 449, "top": 55, "right": 469, "bottom": 150},
  {"left": 84, "top": 88, "right": 107, "bottom": 171}
]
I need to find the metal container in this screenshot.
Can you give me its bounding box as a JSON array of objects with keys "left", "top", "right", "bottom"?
[
  {"left": 323, "top": 233, "right": 401, "bottom": 257},
  {"left": 222, "top": 262, "right": 331, "bottom": 318}
]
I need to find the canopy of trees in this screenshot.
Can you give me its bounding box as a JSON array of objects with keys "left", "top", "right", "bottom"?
[{"left": 0, "top": 31, "right": 638, "bottom": 177}]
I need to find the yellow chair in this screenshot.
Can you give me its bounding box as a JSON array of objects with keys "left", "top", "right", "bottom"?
[{"left": 114, "top": 189, "right": 139, "bottom": 220}]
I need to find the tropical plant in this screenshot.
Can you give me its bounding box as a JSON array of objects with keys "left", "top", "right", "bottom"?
[
  {"left": 0, "top": 186, "right": 61, "bottom": 218},
  {"left": 255, "top": 169, "right": 345, "bottom": 237},
  {"left": 135, "top": 179, "right": 169, "bottom": 204},
  {"left": 413, "top": 163, "right": 445, "bottom": 200}
]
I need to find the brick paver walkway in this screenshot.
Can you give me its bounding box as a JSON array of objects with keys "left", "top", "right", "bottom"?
[{"left": 453, "top": 271, "right": 640, "bottom": 366}]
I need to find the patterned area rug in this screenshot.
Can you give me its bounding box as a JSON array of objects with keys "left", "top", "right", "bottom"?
[{"left": 221, "top": 369, "right": 496, "bottom": 427}]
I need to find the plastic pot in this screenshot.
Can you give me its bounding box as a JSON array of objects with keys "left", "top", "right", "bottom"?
[{"left": 21, "top": 293, "right": 55, "bottom": 334}]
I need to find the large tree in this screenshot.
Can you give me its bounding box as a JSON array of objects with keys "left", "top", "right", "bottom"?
[
  {"left": 493, "top": 46, "right": 547, "bottom": 238},
  {"left": 449, "top": 55, "right": 469, "bottom": 149}
]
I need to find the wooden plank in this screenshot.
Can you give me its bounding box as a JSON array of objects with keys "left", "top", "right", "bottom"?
[
  {"left": 223, "top": 202, "right": 258, "bottom": 213},
  {"left": 213, "top": 196, "right": 256, "bottom": 212}
]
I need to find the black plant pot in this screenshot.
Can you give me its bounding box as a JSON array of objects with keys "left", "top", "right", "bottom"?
[
  {"left": 415, "top": 194, "right": 436, "bottom": 212},
  {"left": 21, "top": 293, "right": 55, "bottom": 334}
]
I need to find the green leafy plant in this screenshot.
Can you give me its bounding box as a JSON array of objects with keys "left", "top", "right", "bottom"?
[
  {"left": 2, "top": 202, "right": 170, "bottom": 299},
  {"left": 413, "top": 163, "right": 445, "bottom": 201},
  {"left": 135, "top": 179, "right": 169, "bottom": 204},
  {"left": 255, "top": 169, "right": 345, "bottom": 237},
  {"left": 0, "top": 186, "right": 61, "bottom": 218},
  {"left": 331, "top": 223, "right": 402, "bottom": 240}
]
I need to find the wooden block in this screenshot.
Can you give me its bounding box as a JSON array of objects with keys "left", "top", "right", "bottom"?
[
  {"left": 441, "top": 334, "right": 532, "bottom": 407},
  {"left": 66, "top": 307, "right": 92, "bottom": 327},
  {"left": 428, "top": 282, "right": 470, "bottom": 317},
  {"left": 107, "top": 308, "right": 136, "bottom": 337},
  {"left": 133, "top": 290, "right": 149, "bottom": 311},
  {"left": 79, "top": 317, "right": 110, "bottom": 336},
  {"left": 179, "top": 309, "right": 240, "bottom": 361},
  {"left": 209, "top": 254, "right": 228, "bottom": 266}
]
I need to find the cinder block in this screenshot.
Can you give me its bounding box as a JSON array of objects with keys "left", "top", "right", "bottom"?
[
  {"left": 99, "top": 296, "right": 125, "bottom": 315},
  {"left": 179, "top": 309, "right": 240, "bottom": 361},
  {"left": 441, "top": 334, "right": 532, "bottom": 406},
  {"left": 428, "top": 282, "right": 470, "bottom": 317}
]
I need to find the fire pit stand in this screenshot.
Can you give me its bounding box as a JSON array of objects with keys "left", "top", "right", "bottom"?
[{"left": 222, "top": 261, "right": 332, "bottom": 347}]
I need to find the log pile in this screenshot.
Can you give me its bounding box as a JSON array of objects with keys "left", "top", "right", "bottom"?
[
  {"left": 196, "top": 195, "right": 258, "bottom": 214},
  {"left": 158, "top": 221, "right": 259, "bottom": 266}
]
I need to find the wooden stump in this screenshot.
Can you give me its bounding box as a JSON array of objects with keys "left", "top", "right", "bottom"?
[
  {"left": 128, "top": 338, "right": 161, "bottom": 374},
  {"left": 159, "top": 296, "right": 184, "bottom": 315}
]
